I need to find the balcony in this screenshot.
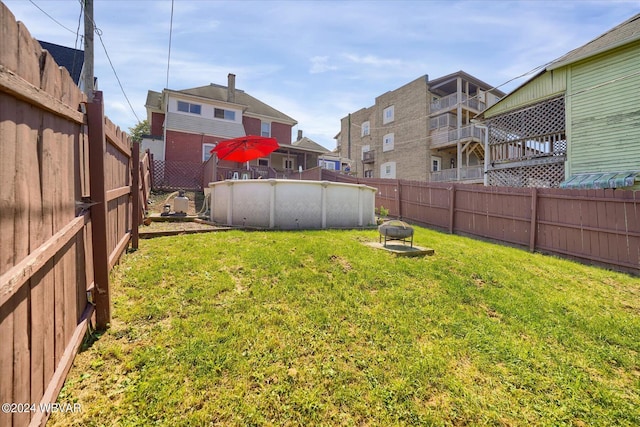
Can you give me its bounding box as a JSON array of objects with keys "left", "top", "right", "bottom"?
[
  {"left": 363, "top": 150, "right": 375, "bottom": 164},
  {"left": 430, "top": 165, "right": 484, "bottom": 183},
  {"left": 431, "top": 93, "right": 486, "bottom": 115},
  {"left": 430, "top": 124, "right": 485, "bottom": 149}
]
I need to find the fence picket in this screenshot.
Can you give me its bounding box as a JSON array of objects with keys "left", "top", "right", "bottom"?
[
  {"left": 1, "top": 3, "right": 139, "bottom": 424},
  {"left": 324, "top": 170, "right": 639, "bottom": 274}
]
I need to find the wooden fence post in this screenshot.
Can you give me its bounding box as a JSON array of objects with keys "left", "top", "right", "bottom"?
[
  {"left": 148, "top": 151, "right": 154, "bottom": 190},
  {"left": 529, "top": 187, "right": 538, "bottom": 252},
  {"left": 131, "top": 141, "right": 140, "bottom": 250},
  {"left": 449, "top": 185, "right": 456, "bottom": 234},
  {"left": 86, "top": 91, "right": 111, "bottom": 329}
]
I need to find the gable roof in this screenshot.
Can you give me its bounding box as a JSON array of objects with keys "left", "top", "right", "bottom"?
[
  {"left": 38, "top": 40, "right": 84, "bottom": 85},
  {"left": 479, "top": 13, "right": 640, "bottom": 119},
  {"left": 145, "top": 90, "right": 162, "bottom": 110},
  {"left": 292, "top": 136, "right": 329, "bottom": 153},
  {"left": 548, "top": 13, "right": 640, "bottom": 70},
  {"left": 177, "top": 83, "right": 297, "bottom": 125}
]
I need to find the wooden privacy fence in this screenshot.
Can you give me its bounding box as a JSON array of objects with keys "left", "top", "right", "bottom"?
[
  {"left": 0, "top": 4, "right": 141, "bottom": 426},
  {"left": 322, "top": 170, "right": 639, "bottom": 274}
]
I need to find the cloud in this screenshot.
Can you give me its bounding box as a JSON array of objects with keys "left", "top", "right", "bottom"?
[
  {"left": 342, "top": 54, "right": 402, "bottom": 67},
  {"left": 309, "top": 56, "right": 338, "bottom": 74},
  {"left": 4, "top": 0, "right": 638, "bottom": 150}
]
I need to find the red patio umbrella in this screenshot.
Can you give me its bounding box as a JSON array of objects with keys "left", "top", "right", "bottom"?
[{"left": 211, "top": 135, "right": 279, "bottom": 163}]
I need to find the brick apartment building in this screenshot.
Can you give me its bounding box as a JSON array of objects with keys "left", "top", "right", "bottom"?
[{"left": 336, "top": 71, "right": 504, "bottom": 182}]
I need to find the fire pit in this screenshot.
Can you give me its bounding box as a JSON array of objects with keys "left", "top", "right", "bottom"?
[{"left": 378, "top": 220, "right": 414, "bottom": 247}]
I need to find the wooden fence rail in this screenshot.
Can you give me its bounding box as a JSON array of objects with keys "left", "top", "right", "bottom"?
[
  {"left": 322, "top": 170, "right": 639, "bottom": 274},
  {"left": 0, "top": 4, "right": 137, "bottom": 426}
]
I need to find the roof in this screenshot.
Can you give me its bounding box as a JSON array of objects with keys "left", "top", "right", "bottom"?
[
  {"left": 548, "top": 13, "right": 640, "bottom": 70},
  {"left": 177, "top": 84, "right": 297, "bottom": 125},
  {"left": 292, "top": 137, "right": 329, "bottom": 153},
  {"left": 479, "top": 13, "right": 640, "bottom": 119},
  {"left": 428, "top": 70, "right": 506, "bottom": 97},
  {"left": 560, "top": 171, "right": 639, "bottom": 190},
  {"left": 38, "top": 40, "right": 84, "bottom": 84},
  {"left": 145, "top": 90, "right": 162, "bottom": 110}
]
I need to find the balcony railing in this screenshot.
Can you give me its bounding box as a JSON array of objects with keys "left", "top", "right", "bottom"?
[
  {"left": 431, "top": 93, "right": 487, "bottom": 115},
  {"left": 430, "top": 125, "right": 485, "bottom": 149},
  {"left": 363, "top": 150, "right": 375, "bottom": 163},
  {"left": 430, "top": 165, "right": 484, "bottom": 183},
  {"left": 490, "top": 133, "right": 567, "bottom": 164}
]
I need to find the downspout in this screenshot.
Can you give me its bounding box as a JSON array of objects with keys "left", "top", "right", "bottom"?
[{"left": 456, "top": 77, "right": 462, "bottom": 181}]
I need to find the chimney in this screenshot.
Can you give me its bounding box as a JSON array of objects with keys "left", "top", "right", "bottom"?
[
  {"left": 227, "top": 73, "right": 236, "bottom": 103},
  {"left": 297, "top": 130, "right": 303, "bottom": 141}
]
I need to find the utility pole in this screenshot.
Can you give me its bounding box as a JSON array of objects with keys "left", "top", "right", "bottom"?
[{"left": 83, "top": 0, "right": 94, "bottom": 101}]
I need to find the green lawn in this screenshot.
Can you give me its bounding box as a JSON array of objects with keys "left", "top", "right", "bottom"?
[{"left": 51, "top": 227, "right": 640, "bottom": 426}]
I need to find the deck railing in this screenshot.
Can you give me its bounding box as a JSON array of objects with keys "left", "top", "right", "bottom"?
[
  {"left": 430, "top": 165, "right": 484, "bottom": 182},
  {"left": 363, "top": 150, "right": 375, "bottom": 163},
  {"left": 431, "top": 93, "right": 486, "bottom": 114},
  {"left": 430, "top": 125, "right": 485, "bottom": 149}
]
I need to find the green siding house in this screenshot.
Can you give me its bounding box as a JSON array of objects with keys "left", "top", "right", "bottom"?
[{"left": 479, "top": 13, "right": 640, "bottom": 189}]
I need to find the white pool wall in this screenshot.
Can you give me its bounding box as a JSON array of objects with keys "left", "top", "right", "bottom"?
[{"left": 208, "top": 179, "right": 377, "bottom": 229}]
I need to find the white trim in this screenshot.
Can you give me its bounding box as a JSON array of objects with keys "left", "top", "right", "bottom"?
[
  {"left": 383, "top": 133, "right": 394, "bottom": 152},
  {"left": 361, "top": 121, "right": 370, "bottom": 136},
  {"left": 261, "top": 121, "right": 271, "bottom": 137},
  {"left": 383, "top": 105, "right": 394, "bottom": 124},
  {"left": 203, "top": 143, "right": 216, "bottom": 162},
  {"left": 432, "top": 156, "right": 441, "bottom": 172}
]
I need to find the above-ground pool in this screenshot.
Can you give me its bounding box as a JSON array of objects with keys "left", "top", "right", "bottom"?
[{"left": 208, "top": 179, "right": 377, "bottom": 229}]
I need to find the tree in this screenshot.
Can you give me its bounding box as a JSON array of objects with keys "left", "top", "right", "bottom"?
[{"left": 128, "top": 119, "right": 150, "bottom": 143}]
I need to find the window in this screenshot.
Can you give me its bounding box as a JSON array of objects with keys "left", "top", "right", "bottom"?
[
  {"left": 261, "top": 121, "right": 271, "bottom": 137},
  {"left": 383, "top": 105, "right": 394, "bottom": 124},
  {"left": 283, "top": 158, "right": 293, "bottom": 169},
  {"left": 202, "top": 143, "right": 216, "bottom": 162},
  {"left": 258, "top": 158, "right": 269, "bottom": 167},
  {"left": 321, "top": 160, "right": 336, "bottom": 170},
  {"left": 361, "top": 145, "right": 370, "bottom": 160},
  {"left": 361, "top": 121, "right": 370, "bottom": 136},
  {"left": 383, "top": 133, "right": 394, "bottom": 152},
  {"left": 432, "top": 156, "right": 441, "bottom": 172},
  {"left": 214, "top": 108, "right": 236, "bottom": 121},
  {"left": 380, "top": 161, "right": 396, "bottom": 179},
  {"left": 177, "top": 100, "right": 201, "bottom": 115},
  {"left": 364, "top": 170, "right": 373, "bottom": 178}
]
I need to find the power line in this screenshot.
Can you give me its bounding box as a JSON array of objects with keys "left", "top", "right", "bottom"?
[
  {"left": 344, "top": 67, "right": 640, "bottom": 150},
  {"left": 74, "top": 2, "right": 84, "bottom": 51},
  {"left": 95, "top": 29, "right": 141, "bottom": 122},
  {"left": 29, "top": 0, "right": 141, "bottom": 122},
  {"left": 79, "top": 0, "right": 141, "bottom": 123},
  {"left": 72, "top": 1, "right": 84, "bottom": 84},
  {"left": 28, "top": 0, "right": 77, "bottom": 34},
  {"left": 166, "top": 0, "right": 175, "bottom": 89},
  {"left": 348, "top": 64, "right": 640, "bottom": 137}
]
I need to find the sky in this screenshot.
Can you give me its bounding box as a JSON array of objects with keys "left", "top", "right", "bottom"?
[{"left": 3, "top": 0, "right": 639, "bottom": 150}]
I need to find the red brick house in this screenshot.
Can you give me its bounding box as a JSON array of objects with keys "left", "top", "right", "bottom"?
[{"left": 143, "top": 74, "right": 302, "bottom": 172}]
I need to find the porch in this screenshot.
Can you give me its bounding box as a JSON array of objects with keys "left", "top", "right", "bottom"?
[
  {"left": 430, "top": 124, "right": 485, "bottom": 150},
  {"left": 430, "top": 165, "right": 484, "bottom": 183},
  {"left": 430, "top": 92, "right": 486, "bottom": 115}
]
